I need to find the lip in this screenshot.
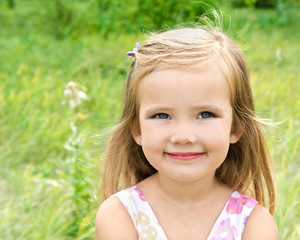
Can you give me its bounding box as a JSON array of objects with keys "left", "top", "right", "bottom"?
[{"left": 165, "top": 152, "right": 204, "bottom": 161}]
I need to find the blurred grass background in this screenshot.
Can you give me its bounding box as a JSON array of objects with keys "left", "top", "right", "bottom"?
[{"left": 0, "top": 0, "right": 299, "bottom": 239}]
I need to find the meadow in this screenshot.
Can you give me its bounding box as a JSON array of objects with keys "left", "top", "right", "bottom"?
[{"left": 0, "top": 1, "right": 299, "bottom": 239}]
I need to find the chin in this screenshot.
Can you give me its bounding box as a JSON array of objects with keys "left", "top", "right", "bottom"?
[{"left": 170, "top": 172, "right": 205, "bottom": 184}]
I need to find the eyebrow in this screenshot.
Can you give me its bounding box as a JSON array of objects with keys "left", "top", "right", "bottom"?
[
  {"left": 143, "top": 104, "right": 224, "bottom": 114},
  {"left": 143, "top": 106, "right": 173, "bottom": 115},
  {"left": 190, "top": 104, "right": 224, "bottom": 113}
]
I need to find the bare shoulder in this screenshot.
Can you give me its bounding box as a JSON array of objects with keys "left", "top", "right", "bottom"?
[
  {"left": 95, "top": 197, "right": 137, "bottom": 240},
  {"left": 242, "top": 204, "right": 278, "bottom": 240}
]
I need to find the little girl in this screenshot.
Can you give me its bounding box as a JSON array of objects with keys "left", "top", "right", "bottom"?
[{"left": 96, "top": 26, "right": 278, "bottom": 239}]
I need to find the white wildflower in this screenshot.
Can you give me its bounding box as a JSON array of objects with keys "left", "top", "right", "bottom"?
[
  {"left": 275, "top": 48, "right": 282, "bottom": 62},
  {"left": 63, "top": 89, "right": 72, "bottom": 96},
  {"left": 64, "top": 121, "right": 81, "bottom": 151},
  {"left": 45, "top": 179, "right": 60, "bottom": 187},
  {"left": 77, "top": 91, "right": 88, "bottom": 100},
  {"left": 65, "top": 81, "right": 78, "bottom": 88},
  {"left": 63, "top": 81, "right": 89, "bottom": 109}
]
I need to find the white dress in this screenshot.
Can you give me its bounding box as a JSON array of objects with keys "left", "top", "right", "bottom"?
[{"left": 112, "top": 186, "right": 258, "bottom": 240}]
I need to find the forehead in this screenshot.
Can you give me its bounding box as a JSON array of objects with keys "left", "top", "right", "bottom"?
[{"left": 137, "top": 67, "right": 232, "bottom": 109}]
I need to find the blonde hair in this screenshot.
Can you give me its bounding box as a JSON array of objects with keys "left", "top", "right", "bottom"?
[{"left": 101, "top": 27, "right": 276, "bottom": 214}]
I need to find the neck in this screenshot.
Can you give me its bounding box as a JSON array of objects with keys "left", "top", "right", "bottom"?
[{"left": 154, "top": 173, "right": 220, "bottom": 205}]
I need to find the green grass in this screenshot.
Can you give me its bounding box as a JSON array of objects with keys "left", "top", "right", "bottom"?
[{"left": 0, "top": 1, "right": 299, "bottom": 239}]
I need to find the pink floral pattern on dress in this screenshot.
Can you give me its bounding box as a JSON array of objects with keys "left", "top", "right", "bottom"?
[
  {"left": 210, "top": 218, "right": 238, "bottom": 240},
  {"left": 134, "top": 187, "right": 147, "bottom": 201},
  {"left": 226, "top": 191, "right": 257, "bottom": 214}
]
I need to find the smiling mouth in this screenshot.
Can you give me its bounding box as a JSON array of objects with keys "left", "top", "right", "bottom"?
[{"left": 165, "top": 152, "right": 204, "bottom": 161}]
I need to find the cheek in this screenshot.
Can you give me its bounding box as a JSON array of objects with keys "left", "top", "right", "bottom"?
[
  {"left": 139, "top": 122, "right": 158, "bottom": 145},
  {"left": 199, "top": 123, "right": 231, "bottom": 148}
]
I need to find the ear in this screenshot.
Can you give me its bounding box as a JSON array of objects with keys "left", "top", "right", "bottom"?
[
  {"left": 230, "top": 125, "right": 243, "bottom": 144},
  {"left": 130, "top": 121, "right": 142, "bottom": 146}
]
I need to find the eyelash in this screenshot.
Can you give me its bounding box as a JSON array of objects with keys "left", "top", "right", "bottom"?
[
  {"left": 152, "top": 113, "right": 170, "bottom": 119},
  {"left": 152, "top": 112, "right": 215, "bottom": 119},
  {"left": 197, "top": 112, "right": 215, "bottom": 119}
]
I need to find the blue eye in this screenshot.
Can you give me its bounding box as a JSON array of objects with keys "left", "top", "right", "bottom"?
[
  {"left": 153, "top": 113, "right": 170, "bottom": 119},
  {"left": 198, "top": 112, "right": 214, "bottom": 119}
]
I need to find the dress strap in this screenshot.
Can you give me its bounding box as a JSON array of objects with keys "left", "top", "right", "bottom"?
[
  {"left": 113, "top": 186, "right": 168, "bottom": 240},
  {"left": 207, "top": 191, "right": 258, "bottom": 240}
]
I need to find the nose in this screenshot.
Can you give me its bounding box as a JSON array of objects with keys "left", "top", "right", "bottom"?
[{"left": 170, "top": 124, "right": 197, "bottom": 145}]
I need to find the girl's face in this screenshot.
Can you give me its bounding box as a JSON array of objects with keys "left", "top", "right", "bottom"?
[{"left": 132, "top": 67, "right": 240, "bottom": 184}]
